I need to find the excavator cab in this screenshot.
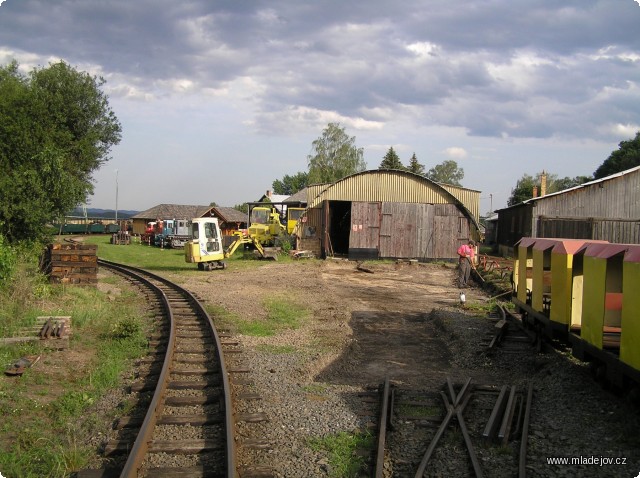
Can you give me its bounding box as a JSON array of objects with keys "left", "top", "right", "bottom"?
[
  {"left": 184, "top": 218, "right": 227, "bottom": 270},
  {"left": 247, "top": 206, "right": 285, "bottom": 245},
  {"left": 287, "top": 208, "right": 305, "bottom": 235}
]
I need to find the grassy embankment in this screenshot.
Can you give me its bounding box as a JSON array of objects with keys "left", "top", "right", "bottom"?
[
  {"left": 0, "top": 239, "right": 149, "bottom": 477},
  {"left": 0, "top": 236, "right": 313, "bottom": 476}
]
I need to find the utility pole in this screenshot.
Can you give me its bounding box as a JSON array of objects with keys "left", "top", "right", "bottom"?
[{"left": 115, "top": 169, "right": 119, "bottom": 224}]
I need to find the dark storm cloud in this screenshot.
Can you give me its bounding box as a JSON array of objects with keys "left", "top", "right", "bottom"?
[{"left": 0, "top": 0, "right": 639, "bottom": 140}]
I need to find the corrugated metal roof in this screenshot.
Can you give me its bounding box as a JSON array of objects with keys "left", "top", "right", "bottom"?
[
  {"left": 307, "top": 169, "right": 479, "bottom": 215},
  {"left": 305, "top": 169, "right": 481, "bottom": 233}
]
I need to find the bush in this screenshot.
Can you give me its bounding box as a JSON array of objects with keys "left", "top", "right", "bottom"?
[
  {"left": 0, "top": 234, "right": 16, "bottom": 284},
  {"left": 109, "top": 316, "right": 141, "bottom": 340}
]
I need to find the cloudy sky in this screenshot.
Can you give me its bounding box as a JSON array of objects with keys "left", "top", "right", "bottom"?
[{"left": 1, "top": 0, "right": 639, "bottom": 214}]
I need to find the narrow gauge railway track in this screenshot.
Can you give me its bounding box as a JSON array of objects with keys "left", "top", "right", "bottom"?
[
  {"left": 80, "top": 259, "right": 235, "bottom": 478},
  {"left": 483, "top": 303, "right": 539, "bottom": 354},
  {"left": 373, "top": 377, "right": 533, "bottom": 478}
]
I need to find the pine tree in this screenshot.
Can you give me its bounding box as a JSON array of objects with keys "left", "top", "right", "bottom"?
[
  {"left": 379, "top": 147, "right": 405, "bottom": 170},
  {"left": 407, "top": 153, "right": 425, "bottom": 175}
]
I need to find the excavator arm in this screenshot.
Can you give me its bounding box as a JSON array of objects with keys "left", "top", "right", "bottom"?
[{"left": 224, "top": 232, "right": 276, "bottom": 260}]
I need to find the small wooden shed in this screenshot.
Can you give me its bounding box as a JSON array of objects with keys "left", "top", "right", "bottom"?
[{"left": 130, "top": 204, "right": 247, "bottom": 236}]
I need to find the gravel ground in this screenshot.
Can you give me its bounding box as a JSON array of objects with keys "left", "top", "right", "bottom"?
[{"left": 85, "top": 258, "right": 640, "bottom": 477}]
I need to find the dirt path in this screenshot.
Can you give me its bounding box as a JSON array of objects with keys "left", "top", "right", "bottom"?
[{"left": 178, "top": 259, "right": 489, "bottom": 388}]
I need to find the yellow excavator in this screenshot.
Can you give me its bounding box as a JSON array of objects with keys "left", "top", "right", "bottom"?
[{"left": 185, "top": 206, "right": 302, "bottom": 270}]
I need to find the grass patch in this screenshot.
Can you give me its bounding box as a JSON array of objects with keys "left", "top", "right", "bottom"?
[
  {"left": 204, "top": 304, "right": 241, "bottom": 333},
  {"left": 302, "top": 383, "right": 328, "bottom": 394},
  {"left": 232, "top": 296, "right": 309, "bottom": 337},
  {"left": 82, "top": 235, "right": 294, "bottom": 273},
  {"left": 0, "top": 251, "right": 149, "bottom": 477},
  {"left": 82, "top": 235, "right": 192, "bottom": 272},
  {"left": 396, "top": 403, "right": 440, "bottom": 418},
  {"left": 463, "top": 301, "right": 494, "bottom": 314},
  {"left": 308, "top": 430, "right": 374, "bottom": 478}
]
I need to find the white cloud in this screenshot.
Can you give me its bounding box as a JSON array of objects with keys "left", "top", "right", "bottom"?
[
  {"left": 406, "top": 41, "right": 440, "bottom": 57},
  {"left": 602, "top": 123, "right": 640, "bottom": 138},
  {"left": 443, "top": 147, "right": 468, "bottom": 159}
]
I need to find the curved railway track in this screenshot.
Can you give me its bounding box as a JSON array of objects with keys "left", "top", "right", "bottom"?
[{"left": 81, "top": 259, "right": 236, "bottom": 478}]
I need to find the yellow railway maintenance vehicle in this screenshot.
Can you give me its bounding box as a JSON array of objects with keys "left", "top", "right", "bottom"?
[{"left": 185, "top": 206, "right": 300, "bottom": 270}]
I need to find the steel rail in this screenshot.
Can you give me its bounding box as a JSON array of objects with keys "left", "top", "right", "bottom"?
[
  {"left": 414, "top": 377, "right": 472, "bottom": 477},
  {"left": 518, "top": 381, "right": 534, "bottom": 478},
  {"left": 374, "top": 377, "right": 391, "bottom": 478},
  {"left": 445, "top": 377, "right": 483, "bottom": 478},
  {"left": 98, "top": 259, "right": 236, "bottom": 478}
]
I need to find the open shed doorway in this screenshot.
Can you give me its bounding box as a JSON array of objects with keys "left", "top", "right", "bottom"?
[{"left": 325, "top": 200, "right": 351, "bottom": 257}]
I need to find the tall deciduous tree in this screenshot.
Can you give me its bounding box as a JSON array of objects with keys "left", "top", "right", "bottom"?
[
  {"left": 407, "top": 153, "right": 425, "bottom": 176},
  {"left": 0, "top": 60, "right": 122, "bottom": 242},
  {"left": 593, "top": 131, "right": 640, "bottom": 179},
  {"left": 307, "top": 123, "right": 366, "bottom": 184},
  {"left": 379, "top": 147, "right": 404, "bottom": 170},
  {"left": 508, "top": 173, "right": 538, "bottom": 206},
  {"left": 507, "top": 171, "right": 592, "bottom": 206},
  {"left": 425, "top": 160, "right": 464, "bottom": 186},
  {"left": 272, "top": 171, "right": 309, "bottom": 195}
]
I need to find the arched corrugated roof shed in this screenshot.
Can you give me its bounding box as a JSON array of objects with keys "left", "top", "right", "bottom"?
[{"left": 306, "top": 169, "right": 480, "bottom": 234}]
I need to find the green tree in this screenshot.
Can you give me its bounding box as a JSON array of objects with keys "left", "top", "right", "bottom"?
[
  {"left": 307, "top": 123, "right": 366, "bottom": 184},
  {"left": 553, "top": 175, "right": 592, "bottom": 191},
  {"left": 379, "top": 147, "right": 404, "bottom": 170},
  {"left": 234, "top": 203, "right": 249, "bottom": 214},
  {"left": 508, "top": 173, "right": 538, "bottom": 206},
  {"left": 507, "top": 172, "right": 592, "bottom": 206},
  {"left": 425, "top": 160, "right": 464, "bottom": 186},
  {"left": 0, "top": 60, "right": 122, "bottom": 242},
  {"left": 272, "top": 171, "right": 309, "bottom": 195},
  {"left": 593, "top": 131, "right": 640, "bottom": 179},
  {"left": 407, "top": 153, "right": 425, "bottom": 176}
]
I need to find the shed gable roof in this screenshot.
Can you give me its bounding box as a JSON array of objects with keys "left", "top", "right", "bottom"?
[
  {"left": 211, "top": 207, "right": 247, "bottom": 223},
  {"left": 131, "top": 204, "right": 213, "bottom": 220}
]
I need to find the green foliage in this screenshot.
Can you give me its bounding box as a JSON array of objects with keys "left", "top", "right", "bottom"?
[
  {"left": 407, "top": 152, "right": 426, "bottom": 175},
  {"left": 257, "top": 343, "right": 297, "bottom": 354},
  {"left": 508, "top": 173, "right": 537, "bottom": 206},
  {"left": 0, "top": 251, "right": 147, "bottom": 477},
  {"left": 234, "top": 203, "right": 249, "bottom": 214},
  {"left": 594, "top": 131, "right": 640, "bottom": 179},
  {"left": 0, "top": 234, "right": 16, "bottom": 283},
  {"left": 308, "top": 430, "right": 374, "bottom": 478},
  {"left": 109, "top": 316, "right": 142, "bottom": 340},
  {"left": 425, "top": 160, "right": 464, "bottom": 186},
  {"left": 507, "top": 171, "right": 592, "bottom": 206},
  {"left": 0, "top": 60, "right": 122, "bottom": 243},
  {"left": 379, "top": 146, "right": 405, "bottom": 170},
  {"left": 552, "top": 175, "right": 592, "bottom": 191},
  {"left": 307, "top": 123, "right": 366, "bottom": 184},
  {"left": 272, "top": 171, "right": 309, "bottom": 195}
]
